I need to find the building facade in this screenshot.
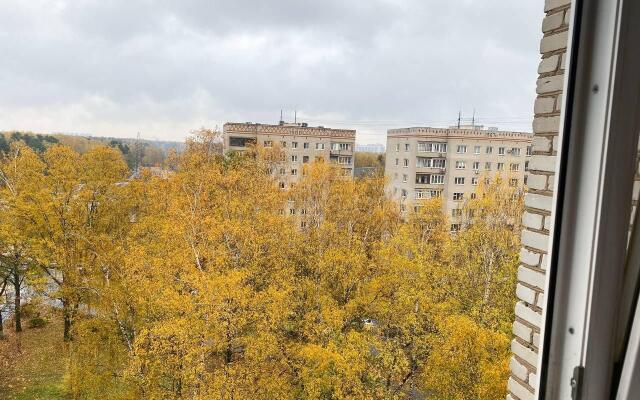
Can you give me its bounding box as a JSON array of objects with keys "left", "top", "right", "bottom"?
[
  {"left": 385, "top": 125, "right": 532, "bottom": 228},
  {"left": 223, "top": 122, "right": 356, "bottom": 188}
]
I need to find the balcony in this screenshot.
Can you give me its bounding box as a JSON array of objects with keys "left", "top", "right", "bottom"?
[{"left": 329, "top": 148, "right": 353, "bottom": 156}]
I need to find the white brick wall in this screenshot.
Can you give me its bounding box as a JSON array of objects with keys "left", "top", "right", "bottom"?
[{"left": 508, "top": 2, "right": 570, "bottom": 398}]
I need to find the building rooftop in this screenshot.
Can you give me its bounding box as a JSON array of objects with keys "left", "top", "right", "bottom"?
[
  {"left": 224, "top": 122, "right": 355, "bottom": 139},
  {"left": 387, "top": 126, "right": 533, "bottom": 140}
]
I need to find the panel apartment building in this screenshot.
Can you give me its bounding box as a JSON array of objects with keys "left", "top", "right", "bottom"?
[
  {"left": 223, "top": 122, "right": 356, "bottom": 188},
  {"left": 385, "top": 125, "right": 532, "bottom": 228}
]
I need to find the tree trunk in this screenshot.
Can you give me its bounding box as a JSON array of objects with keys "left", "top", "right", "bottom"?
[
  {"left": 13, "top": 269, "right": 21, "bottom": 333},
  {"left": 0, "top": 307, "right": 4, "bottom": 337},
  {"left": 63, "top": 300, "right": 72, "bottom": 341}
]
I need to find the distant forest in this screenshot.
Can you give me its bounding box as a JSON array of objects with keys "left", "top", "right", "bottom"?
[{"left": 0, "top": 131, "right": 183, "bottom": 171}]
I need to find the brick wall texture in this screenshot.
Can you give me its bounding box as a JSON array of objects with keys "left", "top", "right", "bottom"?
[{"left": 507, "top": 0, "right": 571, "bottom": 399}]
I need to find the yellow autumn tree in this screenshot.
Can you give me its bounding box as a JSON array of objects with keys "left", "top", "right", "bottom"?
[{"left": 1, "top": 131, "right": 525, "bottom": 400}]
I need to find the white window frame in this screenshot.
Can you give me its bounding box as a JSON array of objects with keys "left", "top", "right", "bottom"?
[
  {"left": 537, "top": 0, "right": 640, "bottom": 398},
  {"left": 431, "top": 174, "right": 445, "bottom": 184}
]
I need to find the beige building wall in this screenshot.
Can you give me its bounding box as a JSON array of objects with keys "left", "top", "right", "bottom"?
[
  {"left": 223, "top": 122, "right": 356, "bottom": 188},
  {"left": 385, "top": 126, "right": 532, "bottom": 229}
]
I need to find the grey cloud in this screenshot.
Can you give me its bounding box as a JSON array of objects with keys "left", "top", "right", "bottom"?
[{"left": 0, "top": 0, "right": 542, "bottom": 142}]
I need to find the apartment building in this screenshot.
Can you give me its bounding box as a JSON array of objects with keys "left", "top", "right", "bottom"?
[
  {"left": 223, "top": 122, "right": 356, "bottom": 188},
  {"left": 385, "top": 125, "right": 532, "bottom": 228}
]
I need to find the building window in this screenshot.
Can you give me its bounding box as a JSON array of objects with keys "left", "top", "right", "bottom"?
[
  {"left": 304, "top": 142, "right": 309, "bottom": 149},
  {"left": 431, "top": 174, "right": 445, "bottom": 184},
  {"left": 315, "top": 143, "right": 325, "bottom": 150},
  {"left": 300, "top": 221, "right": 307, "bottom": 228},
  {"left": 289, "top": 208, "right": 296, "bottom": 215},
  {"left": 279, "top": 182, "right": 285, "bottom": 189},
  {"left": 337, "top": 156, "right": 352, "bottom": 165},
  {"left": 524, "top": 176, "right": 528, "bottom": 185},
  {"left": 510, "top": 163, "right": 520, "bottom": 171},
  {"left": 280, "top": 168, "right": 286, "bottom": 175},
  {"left": 454, "top": 177, "right": 465, "bottom": 185},
  {"left": 315, "top": 156, "right": 324, "bottom": 162},
  {"left": 452, "top": 208, "right": 463, "bottom": 217},
  {"left": 396, "top": 143, "right": 400, "bottom": 152},
  {"left": 471, "top": 177, "right": 478, "bottom": 185},
  {"left": 470, "top": 193, "right": 477, "bottom": 200},
  {"left": 457, "top": 145, "right": 467, "bottom": 154},
  {"left": 526, "top": 145, "right": 532, "bottom": 156},
  {"left": 510, "top": 178, "right": 518, "bottom": 187},
  {"left": 485, "top": 178, "right": 491, "bottom": 185},
  {"left": 281, "top": 141, "right": 287, "bottom": 148},
  {"left": 511, "top": 147, "right": 521, "bottom": 156},
  {"left": 303, "top": 155, "right": 309, "bottom": 163},
  {"left": 331, "top": 142, "right": 351, "bottom": 151},
  {"left": 292, "top": 155, "right": 298, "bottom": 162},
  {"left": 498, "top": 147, "right": 505, "bottom": 155},
  {"left": 417, "top": 157, "right": 446, "bottom": 168},
  {"left": 395, "top": 158, "right": 399, "bottom": 166},
  {"left": 229, "top": 136, "right": 255, "bottom": 147},
  {"left": 264, "top": 140, "right": 273, "bottom": 147},
  {"left": 497, "top": 162, "right": 504, "bottom": 171},
  {"left": 402, "top": 174, "right": 408, "bottom": 183},
  {"left": 416, "top": 189, "right": 441, "bottom": 199},
  {"left": 525, "top": 161, "right": 529, "bottom": 171},
  {"left": 455, "top": 161, "right": 466, "bottom": 169},
  {"left": 474, "top": 145, "right": 481, "bottom": 155},
  {"left": 405, "top": 143, "right": 410, "bottom": 151},
  {"left": 292, "top": 141, "right": 298, "bottom": 149},
  {"left": 473, "top": 161, "right": 480, "bottom": 170},
  {"left": 485, "top": 162, "right": 492, "bottom": 170},
  {"left": 403, "top": 159, "right": 409, "bottom": 167},
  {"left": 418, "top": 142, "right": 447, "bottom": 153},
  {"left": 401, "top": 189, "right": 408, "bottom": 198},
  {"left": 453, "top": 192, "right": 464, "bottom": 200},
  {"left": 291, "top": 169, "right": 298, "bottom": 176},
  {"left": 486, "top": 146, "right": 493, "bottom": 154},
  {"left": 450, "top": 224, "right": 461, "bottom": 232}
]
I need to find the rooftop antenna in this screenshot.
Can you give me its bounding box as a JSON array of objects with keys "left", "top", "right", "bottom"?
[
  {"left": 279, "top": 109, "right": 284, "bottom": 125},
  {"left": 472, "top": 109, "right": 476, "bottom": 128},
  {"left": 294, "top": 110, "right": 297, "bottom": 124},
  {"left": 457, "top": 110, "right": 461, "bottom": 129}
]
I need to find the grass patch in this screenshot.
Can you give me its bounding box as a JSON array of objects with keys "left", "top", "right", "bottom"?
[
  {"left": 0, "top": 311, "right": 68, "bottom": 400},
  {"left": 15, "top": 384, "right": 66, "bottom": 400}
]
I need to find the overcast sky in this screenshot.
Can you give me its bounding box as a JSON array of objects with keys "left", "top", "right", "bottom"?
[{"left": 0, "top": 0, "right": 543, "bottom": 144}]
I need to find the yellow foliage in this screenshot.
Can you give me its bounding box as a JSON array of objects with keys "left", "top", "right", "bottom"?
[{"left": 0, "top": 137, "right": 522, "bottom": 400}]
